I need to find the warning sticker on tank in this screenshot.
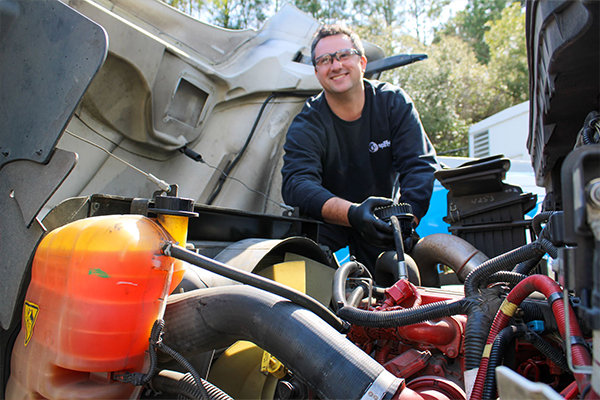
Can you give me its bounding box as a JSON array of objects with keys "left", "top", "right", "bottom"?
[{"left": 23, "top": 301, "right": 39, "bottom": 347}]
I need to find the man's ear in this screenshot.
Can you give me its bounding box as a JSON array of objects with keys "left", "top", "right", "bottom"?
[{"left": 360, "top": 55, "right": 367, "bottom": 73}]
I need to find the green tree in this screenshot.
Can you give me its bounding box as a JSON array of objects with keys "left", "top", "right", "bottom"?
[
  {"left": 405, "top": 0, "right": 451, "bottom": 44},
  {"left": 351, "top": 0, "right": 404, "bottom": 28},
  {"left": 484, "top": 2, "right": 528, "bottom": 108},
  {"left": 442, "top": 0, "right": 508, "bottom": 63},
  {"left": 387, "top": 35, "right": 493, "bottom": 155},
  {"left": 163, "top": 0, "right": 204, "bottom": 15},
  {"left": 294, "top": 0, "right": 349, "bottom": 24}
]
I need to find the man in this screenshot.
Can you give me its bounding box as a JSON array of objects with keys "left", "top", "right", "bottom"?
[{"left": 281, "top": 24, "right": 437, "bottom": 272}]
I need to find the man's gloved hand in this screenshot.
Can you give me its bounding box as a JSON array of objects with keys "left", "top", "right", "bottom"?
[{"left": 347, "top": 197, "right": 395, "bottom": 247}]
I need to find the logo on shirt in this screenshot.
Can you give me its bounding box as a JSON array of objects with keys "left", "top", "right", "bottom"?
[{"left": 369, "top": 140, "right": 391, "bottom": 153}]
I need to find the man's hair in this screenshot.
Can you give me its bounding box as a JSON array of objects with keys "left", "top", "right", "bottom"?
[{"left": 310, "top": 24, "right": 365, "bottom": 66}]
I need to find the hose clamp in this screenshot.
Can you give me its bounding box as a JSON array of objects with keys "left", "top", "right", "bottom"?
[
  {"left": 361, "top": 371, "right": 405, "bottom": 400},
  {"left": 547, "top": 292, "right": 563, "bottom": 306},
  {"left": 570, "top": 335, "right": 589, "bottom": 349}
]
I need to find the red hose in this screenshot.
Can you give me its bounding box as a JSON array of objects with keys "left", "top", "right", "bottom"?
[
  {"left": 470, "top": 275, "right": 592, "bottom": 400},
  {"left": 560, "top": 381, "right": 578, "bottom": 399}
]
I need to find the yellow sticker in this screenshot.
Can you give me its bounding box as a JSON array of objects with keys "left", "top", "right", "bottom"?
[{"left": 23, "top": 301, "right": 40, "bottom": 347}]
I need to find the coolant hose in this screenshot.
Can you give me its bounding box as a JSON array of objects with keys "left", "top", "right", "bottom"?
[
  {"left": 482, "top": 324, "right": 527, "bottom": 400},
  {"left": 337, "top": 298, "right": 467, "bottom": 328},
  {"left": 410, "top": 234, "right": 489, "bottom": 286},
  {"left": 332, "top": 260, "right": 371, "bottom": 310},
  {"left": 151, "top": 370, "right": 233, "bottom": 400},
  {"left": 470, "top": 275, "right": 592, "bottom": 400},
  {"left": 163, "top": 243, "right": 347, "bottom": 332},
  {"left": 464, "top": 242, "right": 546, "bottom": 297},
  {"left": 161, "top": 286, "right": 405, "bottom": 400}
]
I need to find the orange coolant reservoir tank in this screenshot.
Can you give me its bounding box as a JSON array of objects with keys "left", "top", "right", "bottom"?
[{"left": 6, "top": 196, "right": 197, "bottom": 400}]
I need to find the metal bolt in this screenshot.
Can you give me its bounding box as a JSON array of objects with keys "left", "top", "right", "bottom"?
[
  {"left": 36, "top": 149, "right": 43, "bottom": 156},
  {"left": 587, "top": 179, "right": 600, "bottom": 207},
  {"left": 446, "top": 348, "right": 457, "bottom": 358},
  {"left": 2, "top": 151, "right": 9, "bottom": 157},
  {"left": 433, "top": 365, "right": 442, "bottom": 374}
]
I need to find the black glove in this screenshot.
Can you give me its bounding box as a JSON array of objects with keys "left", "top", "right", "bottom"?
[{"left": 347, "top": 197, "right": 395, "bottom": 247}]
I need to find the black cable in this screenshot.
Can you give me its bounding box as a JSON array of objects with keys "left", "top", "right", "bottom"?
[
  {"left": 513, "top": 255, "right": 543, "bottom": 275},
  {"left": 163, "top": 243, "right": 348, "bottom": 332},
  {"left": 207, "top": 93, "right": 277, "bottom": 204},
  {"left": 152, "top": 370, "right": 233, "bottom": 400},
  {"left": 524, "top": 331, "right": 570, "bottom": 372},
  {"left": 113, "top": 319, "right": 164, "bottom": 386},
  {"left": 484, "top": 271, "right": 528, "bottom": 287},
  {"left": 532, "top": 211, "right": 554, "bottom": 237},
  {"left": 337, "top": 298, "right": 467, "bottom": 328},
  {"left": 158, "top": 342, "right": 210, "bottom": 400},
  {"left": 464, "top": 241, "right": 546, "bottom": 297},
  {"left": 482, "top": 324, "right": 527, "bottom": 400}
]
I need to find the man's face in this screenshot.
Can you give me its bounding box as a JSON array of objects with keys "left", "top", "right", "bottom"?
[{"left": 313, "top": 34, "right": 367, "bottom": 97}]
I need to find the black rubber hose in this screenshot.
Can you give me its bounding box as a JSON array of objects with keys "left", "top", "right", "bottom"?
[
  {"left": 337, "top": 298, "right": 468, "bottom": 328},
  {"left": 539, "top": 238, "right": 558, "bottom": 259},
  {"left": 332, "top": 260, "right": 371, "bottom": 310},
  {"left": 161, "top": 286, "right": 403, "bottom": 400},
  {"left": 159, "top": 342, "right": 209, "bottom": 400},
  {"left": 532, "top": 212, "right": 554, "bottom": 237},
  {"left": 463, "top": 298, "right": 494, "bottom": 370},
  {"left": 524, "top": 331, "right": 570, "bottom": 372},
  {"left": 485, "top": 271, "right": 528, "bottom": 286},
  {"left": 163, "top": 243, "right": 347, "bottom": 332},
  {"left": 482, "top": 324, "right": 527, "bottom": 400},
  {"left": 151, "top": 370, "right": 233, "bottom": 400},
  {"left": 464, "top": 242, "right": 546, "bottom": 297},
  {"left": 519, "top": 300, "right": 546, "bottom": 322},
  {"left": 513, "top": 255, "right": 543, "bottom": 275}
]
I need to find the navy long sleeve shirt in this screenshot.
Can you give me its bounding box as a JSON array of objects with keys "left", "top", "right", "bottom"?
[{"left": 281, "top": 80, "right": 437, "bottom": 223}]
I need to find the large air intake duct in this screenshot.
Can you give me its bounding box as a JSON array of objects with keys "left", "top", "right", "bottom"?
[{"left": 161, "top": 286, "right": 404, "bottom": 400}]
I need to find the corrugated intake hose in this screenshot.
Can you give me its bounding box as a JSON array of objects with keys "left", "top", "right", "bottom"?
[
  {"left": 151, "top": 370, "right": 233, "bottom": 400},
  {"left": 337, "top": 298, "right": 468, "bottom": 328},
  {"left": 163, "top": 243, "right": 347, "bottom": 332},
  {"left": 161, "top": 286, "right": 404, "bottom": 400},
  {"left": 482, "top": 324, "right": 527, "bottom": 400}
]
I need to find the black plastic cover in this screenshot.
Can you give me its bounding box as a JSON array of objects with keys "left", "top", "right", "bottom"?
[
  {"left": 526, "top": 1, "right": 600, "bottom": 192},
  {"left": 0, "top": 0, "right": 108, "bottom": 169}
]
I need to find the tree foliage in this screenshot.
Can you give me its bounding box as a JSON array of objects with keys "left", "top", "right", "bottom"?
[{"left": 161, "top": 0, "right": 529, "bottom": 155}]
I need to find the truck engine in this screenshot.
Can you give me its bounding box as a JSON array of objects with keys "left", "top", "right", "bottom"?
[{"left": 0, "top": 0, "right": 599, "bottom": 399}]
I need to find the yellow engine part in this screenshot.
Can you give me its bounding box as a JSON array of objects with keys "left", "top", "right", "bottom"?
[{"left": 207, "top": 254, "right": 335, "bottom": 399}]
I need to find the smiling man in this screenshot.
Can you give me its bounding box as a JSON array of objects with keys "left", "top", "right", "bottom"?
[{"left": 281, "top": 24, "right": 437, "bottom": 273}]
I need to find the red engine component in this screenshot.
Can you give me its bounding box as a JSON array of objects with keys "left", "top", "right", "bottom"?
[
  {"left": 346, "top": 275, "right": 589, "bottom": 400},
  {"left": 346, "top": 279, "right": 467, "bottom": 399}
]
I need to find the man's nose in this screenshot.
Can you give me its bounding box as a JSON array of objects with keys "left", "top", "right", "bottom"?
[{"left": 331, "top": 57, "right": 344, "bottom": 68}]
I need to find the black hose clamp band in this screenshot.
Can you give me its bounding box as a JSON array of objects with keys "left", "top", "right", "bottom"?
[
  {"left": 570, "top": 336, "right": 589, "bottom": 349},
  {"left": 547, "top": 292, "right": 563, "bottom": 306}
]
